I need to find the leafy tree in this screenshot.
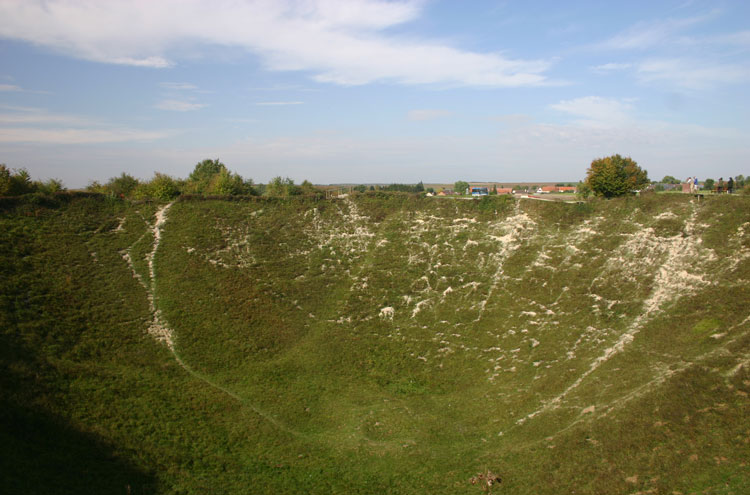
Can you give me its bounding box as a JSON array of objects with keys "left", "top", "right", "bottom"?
[
  {"left": 207, "top": 169, "right": 250, "bottom": 195},
  {"left": 299, "top": 180, "right": 323, "bottom": 197},
  {"left": 86, "top": 180, "right": 106, "bottom": 194},
  {"left": 454, "top": 181, "right": 469, "bottom": 195},
  {"left": 35, "top": 178, "right": 65, "bottom": 194},
  {"left": 133, "top": 173, "right": 180, "bottom": 200},
  {"left": 0, "top": 167, "right": 35, "bottom": 195},
  {"left": 185, "top": 158, "right": 228, "bottom": 194},
  {"left": 106, "top": 173, "right": 140, "bottom": 198},
  {"left": 703, "top": 178, "right": 715, "bottom": 191},
  {"left": 661, "top": 175, "right": 680, "bottom": 184},
  {"left": 415, "top": 181, "right": 424, "bottom": 192},
  {"left": 353, "top": 184, "right": 367, "bottom": 193},
  {"left": 585, "top": 154, "right": 649, "bottom": 198},
  {"left": 189, "top": 158, "right": 225, "bottom": 183},
  {"left": 623, "top": 159, "right": 649, "bottom": 191},
  {"left": 265, "top": 176, "right": 300, "bottom": 197}
]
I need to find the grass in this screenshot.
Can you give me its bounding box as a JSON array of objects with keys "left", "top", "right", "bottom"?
[{"left": 1, "top": 191, "right": 749, "bottom": 493}]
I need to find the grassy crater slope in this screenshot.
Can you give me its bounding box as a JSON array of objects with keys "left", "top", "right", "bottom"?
[{"left": 2, "top": 192, "right": 749, "bottom": 494}]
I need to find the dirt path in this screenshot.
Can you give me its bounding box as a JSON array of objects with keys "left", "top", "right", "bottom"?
[{"left": 121, "top": 202, "right": 301, "bottom": 437}]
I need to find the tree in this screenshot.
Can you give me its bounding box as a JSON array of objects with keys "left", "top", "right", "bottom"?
[
  {"left": 134, "top": 172, "right": 180, "bottom": 200},
  {"left": 35, "top": 178, "right": 65, "bottom": 194},
  {"left": 703, "top": 178, "right": 715, "bottom": 191},
  {"left": 106, "top": 173, "right": 140, "bottom": 198},
  {"left": 454, "top": 181, "right": 469, "bottom": 195},
  {"left": 585, "top": 154, "right": 648, "bottom": 198},
  {"left": 265, "top": 176, "right": 300, "bottom": 197},
  {"left": 189, "top": 158, "right": 225, "bottom": 183},
  {"left": 661, "top": 175, "right": 680, "bottom": 184}
]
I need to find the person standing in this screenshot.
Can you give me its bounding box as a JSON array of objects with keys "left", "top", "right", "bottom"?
[
  {"left": 693, "top": 176, "right": 699, "bottom": 192},
  {"left": 718, "top": 177, "right": 725, "bottom": 193},
  {"left": 728, "top": 176, "right": 734, "bottom": 194}
]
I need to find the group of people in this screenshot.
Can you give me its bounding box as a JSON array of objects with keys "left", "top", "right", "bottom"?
[
  {"left": 716, "top": 177, "right": 736, "bottom": 194},
  {"left": 685, "top": 176, "right": 738, "bottom": 194}
]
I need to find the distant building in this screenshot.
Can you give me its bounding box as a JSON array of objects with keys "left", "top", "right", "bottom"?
[
  {"left": 471, "top": 187, "right": 489, "bottom": 196},
  {"left": 497, "top": 188, "right": 513, "bottom": 195},
  {"left": 438, "top": 189, "right": 455, "bottom": 196}
]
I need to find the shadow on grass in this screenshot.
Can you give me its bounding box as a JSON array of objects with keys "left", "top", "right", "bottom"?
[{"left": 0, "top": 400, "right": 157, "bottom": 495}]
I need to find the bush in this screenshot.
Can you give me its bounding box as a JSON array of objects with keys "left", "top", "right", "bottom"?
[
  {"left": 105, "top": 173, "right": 139, "bottom": 198},
  {"left": 576, "top": 181, "right": 592, "bottom": 200}
]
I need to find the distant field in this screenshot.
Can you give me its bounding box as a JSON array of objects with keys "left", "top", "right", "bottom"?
[{"left": 2, "top": 192, "right": 749, "bottom": 494}]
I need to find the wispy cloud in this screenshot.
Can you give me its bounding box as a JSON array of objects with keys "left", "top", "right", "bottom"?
[
  {"left": 0, "top": 0, "right": 552, "bottom": 88},
  {"left": 636, "top": 58, "right": 750, "bottom": 90},
  {"left": 591, "top": 11, "right": 750, "bottom": 90},
  {"left": 0, "top": 84, "right": 23, "bottom": 92},
  {"left": 407, "top": 109, "right": 452, "bottom": 121},
  {"left": 0, "top": 127, "right": 170, "bottom": 144},
  {"left": 598, "top": 12, "right": 717, "bottom": 51},
  {"left": 254, "top": 101, "right": 303, "bottom": 106},
  {"left": 0, "top": 106, "right": 171, "bottom": 144},
  {"left": 591, "top": 62, "right": 633, "bottom": 74},
  {"left": 159, "top": 82, "right": 198, "bottom": 91},
  {"left": 155, "top": 99, "right": 207, "bottom": 111},
  {"left": 550, "top": 96, "right": 635, "bottom": 126}
]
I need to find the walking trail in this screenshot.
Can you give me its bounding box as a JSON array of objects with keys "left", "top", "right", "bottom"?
[{"left": 121, "top": 202, "right": 299, "bottom": 437}]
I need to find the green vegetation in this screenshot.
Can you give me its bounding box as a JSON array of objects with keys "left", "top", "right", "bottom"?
[
  {"left": 0, "top": 164, "right": 66, "bottom": 196},
  {"left": 661, "top": 175, "right": 680, "bottom": 184},
  {"left": 1, "top": 191, "right": 749, "bottom": 494},
  {"left": 585, "top": 154, "right": 649, "bottom": 198}
]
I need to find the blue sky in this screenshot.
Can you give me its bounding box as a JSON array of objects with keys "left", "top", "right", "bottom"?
[{"left": 1, "top": 0, "right": 749, "bottom": 187}]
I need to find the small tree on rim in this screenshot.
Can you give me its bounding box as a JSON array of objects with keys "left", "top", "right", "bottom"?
[{"left": 585, "top": 154, "right": 648, "bottom": 198}]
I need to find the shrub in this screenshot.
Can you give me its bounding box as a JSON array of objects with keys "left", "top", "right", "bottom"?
[{"left": 105, "top": 173, "right": 139, "bottom": 198}]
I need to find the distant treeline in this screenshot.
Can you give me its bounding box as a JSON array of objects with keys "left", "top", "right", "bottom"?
[
  {"left": 351, "top": 182, "right": 426, "bottom": 193},
  {"left": 85, "top": 159, "right": 325, "bottom": 200},
  {"left": 1, "top": 160, "right": 435, "bottom": 200}
]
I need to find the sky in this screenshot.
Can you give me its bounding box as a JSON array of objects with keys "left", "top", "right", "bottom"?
[{"left": 1, "top": 0, "right": 749, "bottom": 188}]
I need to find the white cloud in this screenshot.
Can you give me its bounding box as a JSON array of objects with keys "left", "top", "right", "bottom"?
[
  {"left": 550, "top": 96, "right": 635, "bottom": 126},
  {"left": 407, "top": 109, "right": 451, "bottom": 121},
  {"left": 0, "top": 0, "right": 551, "bottom": 87},
  {"left": 0, "top": 84, "right": 22, "bottom": 91},
  {"left": 155, "top": 99, "right": 207, "bottom": 111}
]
